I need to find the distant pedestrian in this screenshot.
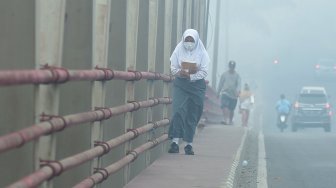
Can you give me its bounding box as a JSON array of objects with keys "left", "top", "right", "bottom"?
[
  {"left": 217, "top": 61, "right": 241, "bottom": 125},
  {"left": 168, "top": 29, "right": 210, "bottom": 155},
  {"left": 239, "top": 83, "right": 254, "bottom": 127}
]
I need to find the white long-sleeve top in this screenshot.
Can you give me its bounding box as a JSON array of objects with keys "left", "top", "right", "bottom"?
[{"left": 170, "top": 29, "right": 210, "bottom": 81}]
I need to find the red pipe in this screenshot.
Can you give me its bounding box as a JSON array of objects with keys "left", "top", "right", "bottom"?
[
  {"left": 0, "top": 65, "right": 173, "bottom": 86},
  {"left": 202, "top": 84, "right": 222, "bottom": 121},
  {"left": 7, "top": 120, "right": 169, "bottom": 188},
  {"left": 0, "top": 98, "right": 172, "bottom": 154},
  {"left": 73, "top": 134, "right": 168, "bottom": 188}
]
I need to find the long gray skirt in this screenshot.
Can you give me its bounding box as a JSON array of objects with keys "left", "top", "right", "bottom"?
[{"left": 168, "top": 77, "right": 206, "bottom": 143}]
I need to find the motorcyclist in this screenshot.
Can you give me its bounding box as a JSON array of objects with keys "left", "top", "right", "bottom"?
[{"left": 275, "top": 94, "right": 291, "bottom": 124}]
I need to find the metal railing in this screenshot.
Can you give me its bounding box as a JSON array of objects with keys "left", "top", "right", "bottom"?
[
  {"left": 202, "top": 82, "right": 223, "bottom": 123},
  {"left": 0, "top": 67, "right": 172, "bottom": 188},
  {"left": 0, "top": 1, "right": 215, "bottom": 187},
  {"left": 0, "top": 67, "right": 224, "bottom": 188}
]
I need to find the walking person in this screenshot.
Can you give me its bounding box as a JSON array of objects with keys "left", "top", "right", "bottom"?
[
  {"left": 217, "top": 61, "right": 241, "bottom": 125},
  {"left": 168, "top": 29, "right": 210, "bottom": 155},
  {"left": 239, "top": 83, "right": 254, "bottom": 127}
]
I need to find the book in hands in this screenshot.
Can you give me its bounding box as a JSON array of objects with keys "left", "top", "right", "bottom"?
[{"left": 181, "top": 61, "right": 197, "bottom": 74}]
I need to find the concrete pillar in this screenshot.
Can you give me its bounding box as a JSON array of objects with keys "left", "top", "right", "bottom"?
[
  {"left": 90, "top": 0, "right": 111, "bottom": 183},
  {"left": 124, "top": 0, "right": 139, "bottom": 185},
  {"left": 199, "top": 0, "right": 206, "bottom": 40},
  {"left": 211, "top": 0, "right": 221, "bottom": 88},
  {"left": 224, "top": 0, "right": 230, "bottom": 64},
  {"left": 185, "top": 0, "right": 192, "bottom": 29},
  {"left": 163, "top": 0, "right": 173, "bottom": 153},
  {"left": 146, "top": 0, "right": 158, "bottom": 166},
  {"left": 34, "top": 1, "right": 66, "bottom": 188},
  {"left": 0, "top": 1, "right": 35, "bottom": 186},
  {"left": 176, "top": 0, "right": 183, "bottom": 44},
  {"left": 193, "top": 0, "right": 200, "bottom": 30},
  {"left": 203, "top": 0, "right": 211, "bottom": 46},
  {"left": 104, "top": 1, "right": 127, "bottom": 187}
]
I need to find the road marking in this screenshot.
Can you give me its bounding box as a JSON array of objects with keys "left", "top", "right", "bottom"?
[{"left": 258, "top": 115, "right": 268, "bottom": 188}]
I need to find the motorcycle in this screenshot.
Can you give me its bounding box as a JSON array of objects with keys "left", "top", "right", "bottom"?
[{"left": 277, "top": 113, "right": 288, "bottom": 132}]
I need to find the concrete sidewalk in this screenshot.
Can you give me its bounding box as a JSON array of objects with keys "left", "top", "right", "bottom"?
[{"left": 124, "top": 124, "right": 247, "bottom": 188}]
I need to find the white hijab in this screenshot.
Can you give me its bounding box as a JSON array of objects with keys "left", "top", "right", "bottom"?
[{"left": 170, "top": 29, "right": 210, "bottom": 67}]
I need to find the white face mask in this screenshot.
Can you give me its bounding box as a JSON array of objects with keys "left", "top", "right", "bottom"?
[{"left": 183, "top": 42, "right": 195, "bottom": 51}]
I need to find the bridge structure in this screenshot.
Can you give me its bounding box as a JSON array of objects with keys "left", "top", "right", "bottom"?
[{"left": 0, "top": 1, "right": 242, "bottom": 188}]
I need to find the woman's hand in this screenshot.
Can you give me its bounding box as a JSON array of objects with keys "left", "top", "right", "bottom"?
[{"left": 179, "top": 70, "right": 190, "bottom": 79}]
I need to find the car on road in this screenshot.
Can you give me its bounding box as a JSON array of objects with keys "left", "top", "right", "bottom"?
[{"left": 291, "top": 86, "right": 332, "bottom": 132}]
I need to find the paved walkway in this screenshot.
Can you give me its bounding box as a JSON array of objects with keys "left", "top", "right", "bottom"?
[{"left": 125, "top": 124, "right": 247, "bottom": 188}]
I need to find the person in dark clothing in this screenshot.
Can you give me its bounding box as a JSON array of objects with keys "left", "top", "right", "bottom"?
[
  {"left": 217, "top": 61, "right": 241, "bottom": 125},
  {"left": 168, "top": 29, "right": 210, "bottom": 155}
]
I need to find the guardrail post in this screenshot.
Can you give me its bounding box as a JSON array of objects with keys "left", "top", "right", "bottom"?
[
  {"left": 146, "top": 0, "right": 158, "bottom": 166},
  {"left": 199, "top": 0, "right": 206, "bottom": 39},
  {"left": 34, "top": 1, "right": 66, "bottom": 188},
  {"left": 193, "top": 0, "right": 200, "bottom": 30},
  {"left": 124, "top": 0, "right": 139, "bottom": 185},
  {"left": 90, "top": 0, "right": 111, "bottom": 184},
  {"left": 185, "top": 0, "right": 192, "bottom": 29},
  {"left": 212, "top": 0, "right": 221, "bottom": 88},
  {"left": 176, "top": 0, "right": 183, "bottom": 45},
  {"left": 163, "top": 0, "right": 173, "bottom": 152}
]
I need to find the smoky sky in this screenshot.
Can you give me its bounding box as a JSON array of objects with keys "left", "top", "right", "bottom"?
[{"left": 208, "top": 0, "right": 336, "bottom": 86}]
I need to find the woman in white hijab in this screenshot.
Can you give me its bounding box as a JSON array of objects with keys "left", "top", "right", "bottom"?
[{"left": 168, "top": 29, "right": 210, "bottom": 155}]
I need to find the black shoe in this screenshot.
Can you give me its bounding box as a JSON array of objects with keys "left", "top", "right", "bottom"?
[
  {"left": 168, "top": 142, "right": 179, "bottom": 153},
  {"left": 184, "top": 145, "right": 194, "bottom": 155}
]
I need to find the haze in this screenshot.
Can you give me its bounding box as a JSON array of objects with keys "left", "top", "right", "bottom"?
[{"left": 208, "top": 0, "right": 336, "bottom": 100}]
